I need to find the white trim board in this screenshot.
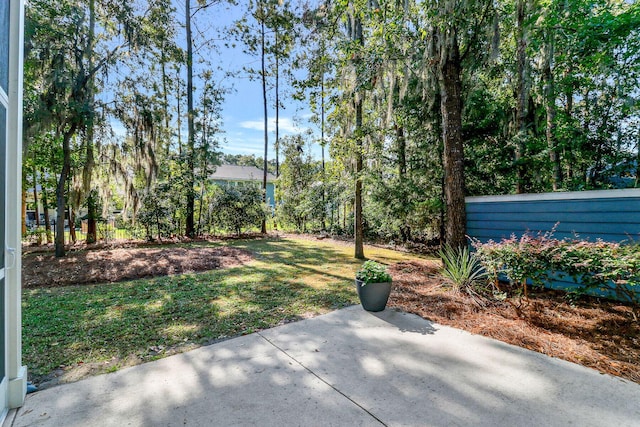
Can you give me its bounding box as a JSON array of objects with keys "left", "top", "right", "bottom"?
[{"left": 466, "top": 188, "right": 640, "bottom": 204}]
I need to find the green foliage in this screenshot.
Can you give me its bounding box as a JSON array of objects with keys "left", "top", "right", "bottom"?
[
  {"left": 210, "top": 184, "right": 266, "bottom": 236},
  {"left": 276, "top": 135, "right": 326, "bottom": 232},
  {"left": 355, "top": 260, "right": 392, "bottom": 284},
  {"left": 473, "top": 233, "right": 640, "bottom": 304},
  {"left": 22, "top": 0, "right": 640, "bottom": 248},
  {"left": 221, "top": 154, "right": 276, "bottom": 173},
  {"left": 136, "top": 183, "right": 174, "bottom": 241},
  {"left": 438, "top": 245, "right": 487, "bottom": 292}
]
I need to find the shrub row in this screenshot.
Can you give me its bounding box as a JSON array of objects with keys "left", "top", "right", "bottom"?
[{"left": 471, "top": 232, "right": 640, "bottom": 304}]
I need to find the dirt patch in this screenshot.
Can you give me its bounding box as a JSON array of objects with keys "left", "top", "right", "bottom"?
[
  {"left": 387, "top": 260, "right": 640, "bottom": 384},
  {"left": 35, "top": 342, "right": 203, "bottom": 390},
  {"left": 23, "top": 245, "right": 253, "bottom": 288}
]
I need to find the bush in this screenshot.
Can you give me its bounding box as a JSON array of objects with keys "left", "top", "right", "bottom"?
[
  {"left": 137, "top": 187, "right": 174, "bottom": 241},
  {"left": 210, "top": 184, "right": 266, "bottom": 236},
  {"left": 472, "top": 233, "right": 640, "bottom": 304}
]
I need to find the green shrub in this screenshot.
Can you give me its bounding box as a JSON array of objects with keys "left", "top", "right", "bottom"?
[
  {"left": 210, "top": 184, "right": 267, "bottom": 236},
  {"left": 472, "top": 233, "right": 640, "bottom": 305}
]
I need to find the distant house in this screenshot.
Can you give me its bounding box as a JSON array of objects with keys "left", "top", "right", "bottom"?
[{"left": 211, "top": 164, "right": 276, "bottom": 208}]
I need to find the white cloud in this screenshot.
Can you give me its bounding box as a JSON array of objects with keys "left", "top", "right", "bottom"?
[
  {"left": 239, "top": 120, "right": 264, "bottom": 131},
  {"left": 222, "top": 137, "right": 264, "bottom": 156},
  {"left": 239, "top": 117, "right": 307, "bottom": 134},
  {"left": 277, "top": 117, "right": 304, "bottom": 134}
]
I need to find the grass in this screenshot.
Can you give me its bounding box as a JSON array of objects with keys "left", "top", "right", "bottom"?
[{"left": 23, "top": 236, "right": 423, "bottom": 382}]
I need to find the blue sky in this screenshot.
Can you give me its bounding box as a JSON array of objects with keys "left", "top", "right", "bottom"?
[
  {"left": 110, "top": 1, "right": 323, "bottom": 161},
  {"left": 219, "top": 77, "right": 315, "bottom": 158},
  {"left": 189, "top": 1, "right": 323, "bottom": 160}
]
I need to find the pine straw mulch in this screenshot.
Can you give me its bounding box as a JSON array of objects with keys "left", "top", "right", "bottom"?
[
  {"left": 22, "top": 244, "right": 253, "bottom": 288},
  {"left": 387, "top": 260, "right": 640, "bottom": 384}
]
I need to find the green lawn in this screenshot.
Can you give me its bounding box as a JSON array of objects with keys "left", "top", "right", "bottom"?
[{"left": 23, "top": 236, "right": 425, "bottom": 381}]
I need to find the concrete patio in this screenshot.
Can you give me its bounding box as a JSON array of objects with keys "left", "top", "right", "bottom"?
[{"left": 6, "top": 306, "right": 640, "bottom": 426}]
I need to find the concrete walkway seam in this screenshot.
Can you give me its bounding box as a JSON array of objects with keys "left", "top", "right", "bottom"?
[{"left": 256, "top": 330, "right": 388, "bottom": 426}]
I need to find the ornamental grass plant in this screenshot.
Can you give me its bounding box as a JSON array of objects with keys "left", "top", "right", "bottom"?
[{"left": 438, "top": 244, "right": 493, "bottom": 306}]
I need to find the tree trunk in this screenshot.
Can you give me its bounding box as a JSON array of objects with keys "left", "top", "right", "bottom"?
[
  {"left": 32, "top": 161, "right": 41, "bottom": 244},
  {"left": 438, "top": 33, "right": 467, "bottom": 250},
  {"left": 564, "top": 70, "right": 574, "bottom": 181},
  {"left": 197, "top": 110, "right": 209, "bottom": 235},
  {"left": 176, "top": 68, "right": 183, "bottom": 155},
  {"left": 320, "top": 72, "right": 326, "bottom": 231},
  {"left": 583, "top": 88, "right": 591, "bottom": 187},
  {"left": 353, "top": 15, "right": 365, "bottom": 259},
  {"left": 354, "top": 97, "right": 365, "bottom": 259},
  {"left": 41, "top": 167, "right": 52, "bottom": 244},
  {"left": 185, "top": 0, "right": 196, "bottom": 238},
  {"left": 84, "top": 0, "right": 97, "bottom": 244},
  {"left": 275, "top": 31, "right": 280, "bottom": 178},
  {"left": 21, "top": 189, "right": 26, "bottom": 235},
  {"left": 161, "top": 48, "right": 170, "bottom": 156},
  {"left": 56, "top": 127, "right": 77, "bottom": 257},
  {"left": 396, "top": 125, "right": 407, "bottom": 178},
  {"left": 396, "top": 124, "right": 410, "bottom": 242},
  {"left": 84, "top": 135, "right": 97, "bottom": 243},
  {"left": 260, "top": 6, "right": 268, "bottom": 235},
  {"left": 343, "top": 201, "right": 347, "bottom": 230},
  {"left": 543, "top": 36, "right": 561, "bottom": 191},
  {"left": 86, "top": 191, "right": 97, "bottom": 243},
  {"left": 514, "top": 0, "right": 529, "bottom": 194},
  {"left": 68, "top": 206, "right": 77, "bottom": 243}
]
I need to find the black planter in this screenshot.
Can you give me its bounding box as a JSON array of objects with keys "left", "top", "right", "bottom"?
[{"left": 355, "top": 279, "right": 392, "bottom": 312}]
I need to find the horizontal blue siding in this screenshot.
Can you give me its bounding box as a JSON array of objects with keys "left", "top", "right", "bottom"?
[
  {"left": 467, "top": 199, "right": 640, "bottom": 214},
  {"left": 466, "top": 189, "right": 640, "bottom": 301},
  {"left": 466, "top": 190, "right": 640, "bottom": 244}
]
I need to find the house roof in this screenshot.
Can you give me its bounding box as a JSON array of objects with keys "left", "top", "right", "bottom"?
[{"left": 212, "top": 164, "right": 276, "bottom": 183}]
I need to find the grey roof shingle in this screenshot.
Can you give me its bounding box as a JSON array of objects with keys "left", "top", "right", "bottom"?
[{"left": 211, "top": 164, "right": 276, "bottom": 182}]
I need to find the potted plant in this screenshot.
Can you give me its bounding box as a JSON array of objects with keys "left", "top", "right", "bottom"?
[{"left": 355, "top": 260, "right": 393, "bottom": 312}]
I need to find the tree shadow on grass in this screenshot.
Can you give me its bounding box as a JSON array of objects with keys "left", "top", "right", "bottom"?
[
  {"left": 23, "top": 260, "right": 360, "bottom": 386},
  {"left": 23, "top": 236, "right": 416, "bottom": 385},
  {"left": 227, "top": 237, "right": 379, "bottom": 282}
]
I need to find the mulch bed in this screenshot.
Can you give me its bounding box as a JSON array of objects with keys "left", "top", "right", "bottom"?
[
  {"left": 22, "top": 245, "right": 253, "bottom": 288},
  {"left": 387, "top": 260, "right": 640, "bottom": 384}
]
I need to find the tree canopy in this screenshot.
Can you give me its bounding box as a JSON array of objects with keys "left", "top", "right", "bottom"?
[{"left": 23, "top": 0, "right": 640, "bottom": 254}]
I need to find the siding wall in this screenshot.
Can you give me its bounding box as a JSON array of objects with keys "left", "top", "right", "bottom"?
[
  {"left": 466, "top": 189, "right": 640, "bottom": 244},
  {"left": 466, "top": 189, "right": 640, "bottom": 300}
]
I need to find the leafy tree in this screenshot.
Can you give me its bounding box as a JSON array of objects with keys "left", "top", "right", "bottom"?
[
  {"left": 276, "top": 135, "right": 324, "bottom": 231},
  {"left": 221, "top": 154, "right": 276, "bottom": 171},
  {"left": 24, "top": 0, "right": 150, "bottom": 255},
  {"left": 210, "top": 184, "right": 266, "bottom": 236},
  {"left": 137, "top": 183, "right": 173, "bottom": 241}
]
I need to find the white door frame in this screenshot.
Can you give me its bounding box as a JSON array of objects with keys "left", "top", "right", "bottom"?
[{"left": 2, "top": 0, "right": 27, "bottom": 417}]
